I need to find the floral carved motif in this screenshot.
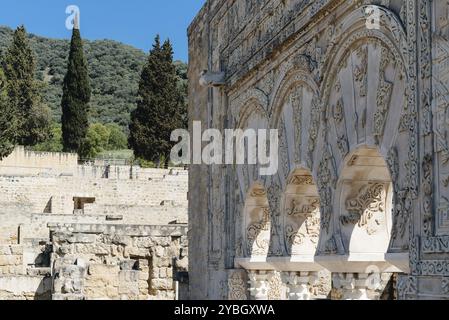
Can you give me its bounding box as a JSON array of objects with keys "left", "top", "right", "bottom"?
[
  {"left": 340, "top": 183, "right": 387, "bottom": 235},
  {"left": 354, "top": 45, "right": 368, "bottom": 97},
  {"left": 246, "top": 207, "right": 271, "bottom": 256},
  {"left": 317, "top": 148, "right": 337, "bottom": 233},
  {"left": 285, "top": 213, "right": 320, "bottom": 247},
  {"left": 374, "top": 46, "right": 395, "bottom": 144},
  {"left": 288, "top": 175, "right": 314, "bottom": 186},
  {"left": 287, "top": 197, "right": 319, "bottom": 217},
  {"left": 332, "top": 99, "right": 344, "bottom": 123},
  {"left": 227, "top": 271, "right": 248, "bottom": 300},
  {"left": 422, "top": 154, "right": 433, "bottom": 237}
]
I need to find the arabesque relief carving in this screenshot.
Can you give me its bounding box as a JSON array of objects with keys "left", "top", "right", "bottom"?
[
  {"left": 285, "top": 197, "right": 320, "bottom": 247},
  {"left": 188, "top": 0, "right": 449, "bottom": 300},
  {"left": 374, "top": 46, "right": 395, "bottom": 144},
  {"left": 340, "top": 183, "right": 387, "bottom": 235},
  {"left": 246, "top": 207, "right": 271, "bottom": 256},
  {"left": 227, "top": 271, "right": 248, "bottom": 300}
]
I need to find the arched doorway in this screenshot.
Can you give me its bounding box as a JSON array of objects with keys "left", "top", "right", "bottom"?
[
  {"left": 320, "top": 146, "right": 399, "bottom": 300},
  {"left": 313, "top": 5, "right": 411, "bottom": 300},
  {"left": 337, "top": 147, "right": 393, "bottom": 255}
]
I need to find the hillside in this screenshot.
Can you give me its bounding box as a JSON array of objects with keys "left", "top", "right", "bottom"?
[{"left": 0, "top": 26, "right": 187, "bottom": 131}]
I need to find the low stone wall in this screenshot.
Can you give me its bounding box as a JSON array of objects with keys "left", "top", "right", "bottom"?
[
  {"left": 50, "top": 223, "right": 188, "bottom": 300},
  {"left": 0, "top": 165, "right": 188, "bottom": 243},
  {"left": 0, "top": 174, "right": 188, "bottom": 216},
  {"left": 0, "top": 146, "right": 189, "bottom": 181},
  {"left": 0, "top": 146, "right": 78, "bottom": 176}
]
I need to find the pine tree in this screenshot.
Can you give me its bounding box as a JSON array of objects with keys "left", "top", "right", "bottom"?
[
  {"left": 0, "top": 67, "right": 16, "bottom": 159},
  {"left": 129, "top": 36, "right": 184, "bottom": 166},
  {"left": 61, "top": 21, "right": 91, "bottom": 155},
  {"left": 1, "top": 25, "right": 51, "bottom": 147}
]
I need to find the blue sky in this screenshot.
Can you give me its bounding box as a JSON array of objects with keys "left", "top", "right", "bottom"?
[{"left": 0, "top": 0, "right": 205, "bottom": 61}]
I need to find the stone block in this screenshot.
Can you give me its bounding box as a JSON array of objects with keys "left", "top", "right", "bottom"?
[
  {"left": 0, "top": 255, "right": 20, "bottom": 266},
  {"left": 139, "top": 280, "right": 149, "bottom": 289},
  {"left": 154, "top": 256, "right": 171, "bottom": 268},
  {"left": 139, "top": 271, "right": 150, "bottom": 281},
  {"left": 135, "top": 257, "right": 147, "bottom": 265},
  {"left": 125, "top": 247, "right": 149, "bottom": 259},
  {"left": 175, "top": 256, "right": 188, "bottom": 271},
  {"left": 52, "top": 293, "right": 84, "bottom": 300},
  {"left": 118, "top": 271, "right": 139, "bottom": 296},
  {"left": 153, "top": 289, "right": 175, "bottom": 300},
  {"left": 151, "top": 267, "right": 160, "bottom": 278},
  {"left": 135, "top": 238, "right": 154, "bottom": 248},
  {"left": 75, "top": 244, "right": 109, "bottom": 255},
  {"left": 118, "top": 270, "right": 139, "bottom": 282},
  {"left": 0, "top": 246, "right": 11, "bottom": 255},
  {"left": 111, "top": 235, "right": 132, "bottom": 246},
  {"left": 84, "top": 285, "right": 107, "bottom": 298},
  {"left": 120, "top": 259, "right": 137, "bottom": 271},
  {"left": 159, "top": 267, "right": 167, "bottom": 278},
  {"left": 106, "top": 286, "right": 119, "bottom": 298},
  {"left": 151, "top": 278, "right": 173, "bottom": 291},
  {"left": 67, "top": 234, "right": 96, "bottom": 244},
  {"left": 155, "top": 246, "right": 165, "bottom": 258},
  {"left": 88, "top": 264, "right": 120, "bottom": 276}
]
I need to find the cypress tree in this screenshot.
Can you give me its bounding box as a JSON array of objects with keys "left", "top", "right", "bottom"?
[
  {"left": 61, "top": 20, "right": 91, "bottom": 154},
  {"left": 1, "top": 25, "right": 50, "bottom": 147},
  {"left": 129, "top": 36, "right": 183, "bottom": 166}
]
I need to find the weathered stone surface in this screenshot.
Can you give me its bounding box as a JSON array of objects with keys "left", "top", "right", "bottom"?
[
  {"left": 151, "top": 278, "right": 173, "bottom": 291},
  {"left": 50, "top": 223, "right": 187, "bottom": 300},
  {"left": 0, "top": 146, "right": 188, "bottom": 300}
]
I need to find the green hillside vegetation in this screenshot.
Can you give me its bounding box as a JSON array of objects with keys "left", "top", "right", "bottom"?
[{"left": 0, "top": 25, "right": 187, "bottom": 131}]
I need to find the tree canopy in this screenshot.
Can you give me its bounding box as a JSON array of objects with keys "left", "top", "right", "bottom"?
[
  {"left": 128, "top": 36, "right": 185, "bottom": 165},
  {"left": 0, "top": 26, "right": 187, "bottom": 131},
  {"left": 0, "top": 26, "right": 51, "bottom": 159}
]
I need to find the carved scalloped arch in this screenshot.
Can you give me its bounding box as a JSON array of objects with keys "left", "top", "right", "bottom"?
[
  {"left": 235, "top": 98, "right": 270, "bottom": 200},
  {"left": 321, "top": 5, "right": 408, "bottom": 102},
  {"left": 233, "top": 88, "right": 269, "bottom": 128},
  {"left": 270, "top": 66, "right": 319, "bottom": 129},
  {"left": 316, "top": 5, "right": 411, "bottom": 254}
]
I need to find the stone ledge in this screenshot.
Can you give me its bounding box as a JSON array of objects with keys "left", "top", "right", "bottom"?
[
  {"left": 48, "top": 223, "right": 188, "bottom": 237},
  {"left": 235, "top": 253, "right": 409, "bottom": 274},
  {"left": 315, "top": 253, "right": 409, "bottom": 273},
  {"left": 235, "top": 256, "right": 323, "bottom": 272}
]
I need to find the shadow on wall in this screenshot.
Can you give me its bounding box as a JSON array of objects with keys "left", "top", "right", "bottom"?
[{"left": 33, "top": 276, "right": 52, "bottom": 300}]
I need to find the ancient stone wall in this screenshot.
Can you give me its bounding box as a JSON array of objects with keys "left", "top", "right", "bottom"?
[
  {"left": 50, "top": 224, "right": 188, "bottom": 300},
  {"left": 0, "top": 146, "right": 78, "bottom": 176},
  {"left": 0, "top": 147, "right": 188, "bottom": 243},
  {"left": 0, "top": 244, "right": 52, "bottom": 300},
  {"left": 0, "top": 175, "right": 187, "bottom": 217},
  {"left": 0, "top": 148, "right": 189, "bottom": 300}
]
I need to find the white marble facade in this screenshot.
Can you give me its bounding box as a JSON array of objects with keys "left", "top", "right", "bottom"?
[{"left": 188, "top": 0, "right": 449, "bottom": 300}]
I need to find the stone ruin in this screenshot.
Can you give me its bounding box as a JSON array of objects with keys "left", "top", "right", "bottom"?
[
  {"left": 187, "top": 0, "right": 449, "bottom": 300},
  {"left": 0, "top": 146, "right": 189, "bottom": 300}
]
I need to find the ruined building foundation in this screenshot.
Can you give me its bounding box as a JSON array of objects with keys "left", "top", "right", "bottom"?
[{"left": 0, "top": 147, "right": 188, "bottom": 300}]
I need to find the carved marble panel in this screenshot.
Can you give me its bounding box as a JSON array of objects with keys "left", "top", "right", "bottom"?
[
  {"left": 243, "top": 185, "right": 272, "bottom": 258},
  {"left": 227, "top": 270, "right": 249, "bottom": 300},
  {"left": 283, "top": 168, "right": 321, "bottom": 256}
]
